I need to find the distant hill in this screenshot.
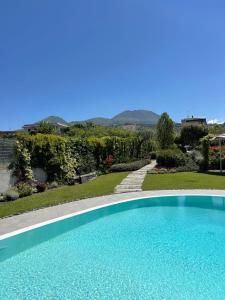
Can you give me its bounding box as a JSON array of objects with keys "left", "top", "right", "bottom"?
[
  {"left": 86, "top": 110, "right": 160, "bottom": 125},
  {"left": 37, "top": 110, "right": 161, "bottom": 126},
  {"left": 40, "top": 116, "right": 68, "bottom": 124},
  {"left": 85, "top": 117, "right": 112, "bottom": 126},
  {"left": 111, "top": 110, "right": 160, "bottom": 125}
]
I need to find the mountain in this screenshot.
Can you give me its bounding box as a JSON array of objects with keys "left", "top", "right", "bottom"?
[
  {"left": 111, "top": 110, "right": 160, "bottom": 125},
  {"left": 37, "top": 110, "right": 161, "bottom": 126},
  {"left": 85, "top": 117, "right": 111, "bottom": 125},
  {"left": 40, "top": 116, "right": 68, "bottom": 124},
  {"left": 86, "top": 110, "right": 160, "bottom": 125}
]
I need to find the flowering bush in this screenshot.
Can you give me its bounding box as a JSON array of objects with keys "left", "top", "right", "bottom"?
[
  {"left": 36, "top": 182, "right": 47, "bottom": 193},
  {"left": 11, "top": 142, "right": 33, "bottom": 181},
  {"left": 17, "top": 182, "right": 33, "bottom": 198},
  {"left": 4, "top": 188, "right": 19, "bottom": 201}
]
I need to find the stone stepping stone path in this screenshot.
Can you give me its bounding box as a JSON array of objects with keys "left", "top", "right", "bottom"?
[{"left": 114, "top": 160, "right": 157, "bottom": 193}]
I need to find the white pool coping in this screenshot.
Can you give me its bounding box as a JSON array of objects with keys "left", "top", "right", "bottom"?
[{"left": 1, "top": 189, "right": 225, "bottom": 240}]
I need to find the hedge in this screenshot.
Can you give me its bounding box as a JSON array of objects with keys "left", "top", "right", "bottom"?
[
  {"left": 110, "top": 159, "right": 151, "bottom": 172},
  {"left": 12, "top": 134, "right": 155, "bottom": 182},
  {"left": 156, "top": 149, "right": 186, "bottom": 168}
]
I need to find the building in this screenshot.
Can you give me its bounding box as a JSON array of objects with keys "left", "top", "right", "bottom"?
[
  {"left": 0, "top": 130, "right": 17, "bottom": 137},
  {"left": 121, "top": 124, "right": 137, "bottom": 131},
  {"left": 181, "top": 116, "right": 207, "bottom": 128},
  {"left": 23, "top": 122, "right": 68, "bottom": 134}
]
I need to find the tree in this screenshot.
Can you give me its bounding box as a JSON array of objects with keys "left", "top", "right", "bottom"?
[
  {"left": 200, "top": 136, "right": 210, "bottom": 171},
  {"left": 208, "top": 124, "right": 225, "bottom": 135},
  {"left": 156, "top": 112, "right": 175, "bottom": 149},
  {"left": 180, "top": 125, "right": 208, "bottom": 147},
  {"left": 33, "top": 121, "right": 56, "bottom": 134}
]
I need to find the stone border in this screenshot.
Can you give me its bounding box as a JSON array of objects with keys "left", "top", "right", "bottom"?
[{"left": 1, "top": 189, "right": 225, "bottom": 237}]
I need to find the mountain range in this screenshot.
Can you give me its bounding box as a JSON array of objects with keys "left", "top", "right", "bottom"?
[{"left": 41, "top": 110, "right": 161, "bottom": 126}]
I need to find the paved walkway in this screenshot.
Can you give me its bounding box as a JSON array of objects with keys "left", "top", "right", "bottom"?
[
  {"left": 1, "top": 189, "right": 225, "bottom": 237},
  {"left": 114, "top": 160, "right": 157, "bottom": 193}
]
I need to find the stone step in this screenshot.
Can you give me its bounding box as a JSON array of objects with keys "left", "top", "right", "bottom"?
[
  {"left": 122, "top": 177, "right": 144, "bottom": 181},
  {"left": 121, "top": 181, "right": 143, "bottom": 185},
  {"left": 120, "top": 179, "right": 143, "bottom": 183},
  {"left": 117, "top": 184, "right": 141, "bottom": 189}
]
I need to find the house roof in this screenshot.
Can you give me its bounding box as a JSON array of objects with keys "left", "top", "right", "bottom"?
[
  {"left": 182, "top": 117, "right": 206, "bottom": 122},
  {"left": 23, "top": 122, "right": 68, "bottom": 129}
]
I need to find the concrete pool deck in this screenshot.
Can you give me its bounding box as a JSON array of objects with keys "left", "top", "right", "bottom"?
[{"left": 1, "top": 189, "right": 225, "bottom": 236}]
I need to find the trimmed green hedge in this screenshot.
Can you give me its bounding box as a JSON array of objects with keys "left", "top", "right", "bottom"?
[
  {"left": 13, "top": 134, "right": 155, "bottom": 182},
  {"left": 156, "top": 149, "right": 186, "bottom": 168},
  {"left": 110, "top": 159, "right": 151, "bottom": 172}
]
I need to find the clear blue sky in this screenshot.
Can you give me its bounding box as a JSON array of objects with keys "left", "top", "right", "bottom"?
[{"left": 1, "top": 0, "right": 225, "bottom": 130}]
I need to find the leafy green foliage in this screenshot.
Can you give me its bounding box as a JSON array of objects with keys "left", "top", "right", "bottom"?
[
  {"left": 180, "top": 125, "right": 208, "bottom": 147},
  {"left": 16, "top": 134, "right": 77, "bottom": 183},
  {"left": 32, "top": 121, "right": 56, "bottom": 134},
  {"left": 157, "top": 149, "right": 186, "bottom": 168},
  {"left": 208, "top": 124, "right": 225, "bottom": 135},
  {"left": 65, "top": 123, "right": 136, "bottom": 138},
  {"left": 68, "top": 138, "right": 96, "bottom": 175},
  {"left": 13, "top": 127, "right": 156, "bottom": 183},
  {"left": 200, "top": 136, "right": 210, "bottom": 171},
  {"left": 0, "top": 172, "right": 128, "bottom": 218},
  {"left": 209, "top": 144, "right": 225, "bottom": 170},
  {"left": 4, "top": 189, "right": 19, "bottom": 201},
  {"left": 16, "top": 183, "right": 33, "bottom": 197},
  {"left": 11, "top": 141, "right": 33, "bottom": 181},
  {"left": 36, "top": 182, "right": 47, "bottom": 193},
  {"left": 110, "top": 159, "right": 151, "bottom": 172},
  {"left": 156, "top": 112, "right": 175, "bottom": 149}
]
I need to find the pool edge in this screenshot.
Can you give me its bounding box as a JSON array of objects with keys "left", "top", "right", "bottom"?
[{"left": 1, "top": 190, "right": 225, "bottom": 240}]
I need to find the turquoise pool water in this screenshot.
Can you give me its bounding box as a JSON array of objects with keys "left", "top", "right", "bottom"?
[{"left": 1, "top": 195, "right": 225, "bottom": 299}]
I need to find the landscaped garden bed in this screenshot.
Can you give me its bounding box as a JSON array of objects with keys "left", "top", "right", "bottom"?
[{"left": 0, "top": 172, "right": 128, "bottom": 218}]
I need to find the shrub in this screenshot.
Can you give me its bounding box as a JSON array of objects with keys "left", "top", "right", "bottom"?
[
  {"left": 189, "top": 150, "right": 203, "bottom": 165},
  {"left": 157, "top": 149, "right": 186, "bottom": 168},
  {"left": 200, "top": 136, "right": 210, "bottom": 171},
  {"left": 209, "top": 157, "right": 225, "bottom": 170},
  {"left": 182, "top": 157, "right": 199, "bottom": 171},
  {"left": 150, "top": 151, "right": 157, "bottom": 159},
  {"left": 68, "top": 138, "right": 96, "bottom": 175},
  {"left": 48, "top": 181, "right": 59, "bottom": 189},
  {"left": 110, "top": 159, "right": 151, "bottom": 172},
  {"left": 36, "top": 182, "right": 47, "bottom": 193},
  {"left": 17, "top": 183, "right": 33, "bottom": 198},
  {"left": 4, "top": 188, "right": 19, "bottom": 201},
  {"left": 10, "top": 141, "right": 33, "bottom": 181},
  {"left": 13, "top": 133, "right": 156, "bottom": 182},
  {"left": 148, "top": 159, "right": 198, "bottom": 175},
  {"left": 180, "top": 125, "right": 208, "bottom": 147},
  {"left": 32, "top": 121, "right": 56, "bottom": 134},
  {"left": 157, "top": 112, "right": 175, "bottom": 149}
]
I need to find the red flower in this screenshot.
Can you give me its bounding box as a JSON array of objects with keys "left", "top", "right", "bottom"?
[{"left": 105, "top": 154, "right": 114, "bottom": 165}]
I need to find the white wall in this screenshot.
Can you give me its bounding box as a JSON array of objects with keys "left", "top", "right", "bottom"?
[{"left": 0, "top": 169, "right": 16, "bottom": 194}]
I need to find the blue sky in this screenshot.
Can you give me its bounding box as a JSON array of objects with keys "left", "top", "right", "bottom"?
[{"left": 1, "top": 0, "right": 225, "bottom": 130}]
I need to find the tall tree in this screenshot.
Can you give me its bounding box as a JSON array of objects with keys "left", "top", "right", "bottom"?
[
  {"left": 180, "top": 125, "right": 208, "bottom": 147},
  {"left": 33, "top": 121, "right": 56, "bottom": 134},
  {"left": 157, "top": 112, "right": 175, "bottom": 149}
]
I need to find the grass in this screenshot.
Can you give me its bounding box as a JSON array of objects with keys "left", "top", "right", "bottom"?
[
  {"left": 143, "top": 172, "right": 225, "bottom": 190},
  {"left": 0, "top": 172, "right": 128, "bottom": 219}
]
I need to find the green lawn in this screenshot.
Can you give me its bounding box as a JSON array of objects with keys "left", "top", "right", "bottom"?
[
  {"left": 0, "top": 172, "right": 128, "bottom": 218},
  {"left": 143, "top": 172, "right": 225, "bottom": 190}
]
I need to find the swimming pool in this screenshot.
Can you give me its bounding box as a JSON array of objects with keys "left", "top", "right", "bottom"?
[{"left": 1, "top": 195, "right": 225, "bottom": 299}]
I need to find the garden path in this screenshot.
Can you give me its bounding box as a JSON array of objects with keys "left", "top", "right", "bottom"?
[{"left": 114, "top": 160, "right": 157, "bottom": 193}]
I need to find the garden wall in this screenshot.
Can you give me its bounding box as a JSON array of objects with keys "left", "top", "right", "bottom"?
[{"left": 0, "top": 169, "right": 16, "bottom": 194}]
